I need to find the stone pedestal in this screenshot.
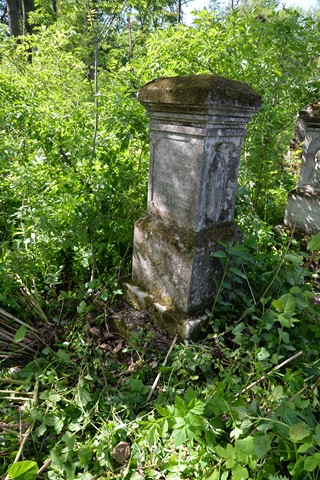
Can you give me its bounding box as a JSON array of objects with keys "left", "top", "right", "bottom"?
[
  {"left": 125, "top": 74, "right": 262, "bottom": 338},
  {"left": 285, "top": 103, "right": 320, "bottom": 234}
]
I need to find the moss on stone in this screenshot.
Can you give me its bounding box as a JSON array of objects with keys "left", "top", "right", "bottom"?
[
  {"left": 135, "top": 214, "right": 241, "bottom": 253},
  {"left": 138, "top": 74, "right": 262, "bottom": 109}
]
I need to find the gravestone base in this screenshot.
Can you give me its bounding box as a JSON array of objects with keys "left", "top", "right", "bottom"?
[
  {"left": 284, "top": 187, "right": 320, "bottom": 234},
  {"left": 123, "top": 283, "right": 207, "bottom": 340},
  {"left": 124, "top": 214, "right": 241, "bottom": 339}
]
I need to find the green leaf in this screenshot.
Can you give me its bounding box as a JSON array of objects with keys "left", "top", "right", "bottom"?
[
  {"left": 162, "top": 419, "right": 168, "bottom": 438},
  {"left": 272, "top": 300, "right": 283, "bottom": 312},
  {"left": 232, "top": 322, "right": 246, "bottom": 335},
  {"left": 316, "top": 423, "right": 320, "bottom": 445},
  {"left": 174, "top": 395, "right": 186, "bottom": 413},
  {"left": 76, "top": 387, "right": 91, "bottom": 406},
  {"left": 308, "top": 232, "right": 320, "bottom": 251},
  {"left": 215, "top": 445, "right": 228, "bottom": 459},
  {"left": 230, "top": 426, "right": 243, "bottom": 440},
  {"left": 205, "top": 430, "right": 217, "bottom": 449},
  {"left": 13, "top": 325, "right": 27, "bottom": 343},
  {"left": 230, "top": 266, "right": 247, "bottom": 279},
  {"left": 257, "top": 347, "right": 270, "bottom": 361},
  {"left": 273, "top": 294, "right": 296, "bottom": 315},
  {"left": 304, "top": 453, "right": 320, "bottom": 472},
  {"left": 128, "top": 378, "right": 143, "bottom": 392},
  {"left": 205, "top": 469, "right": 220, "bottom": 480},
  {"left": 253, "top": 434, "right": 271, "bottom": 459},
  {"left": 7, "top": 461, "right": 38, "bottom": 480},
  {"left": 289, "top": 422, "right": 311, "bottom": 442},
  {"left": 271, "top": 385, "right": 284, "bottom": 401},
  {"left": 281, "top": 294, "right": 296, "bottom": 314},
  {"left": 231, "top": 464, "right": 249, "bottom": 479},
  {"left": 130, "top": 473, "right": 145, "bottom": 480},
  {"left": 211, "top": 250, "right": 227, "bottom": 258},
  {"left": 172, "top": 425, "right": 188, "bottom": 446},
  {"left": 277, "top": 314, "right": 292, "bottom": 328},
  {"left": 184, "top": 386, "right": 197, "bottom": 403},
  {"left": 297, "top": 439, "right": 313, "bottom": 453},
  {"left": 235, "top": 436, "right": 254, "bottom": 455},
  {"left": 290, "top": 286, "right": 301, "bottom": 294},
  {"left": 188, "top": 397, "right": 205, "bottom": 415},
  {"left": 277, "top": 329, "right": 290, "bottom": 344}
]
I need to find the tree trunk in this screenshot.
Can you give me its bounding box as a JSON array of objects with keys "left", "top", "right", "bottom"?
[
  {"left": 22, "top": 0, "right": 34, "bottom": 35},
  {"left": 127, "top": 15, "right": 132, "bottom": 58},
  {"left": 6, "top": 0, "right": 20, "bottom": 37},
  {"left": 177, "top": 0, "right": 181, "bottom": 24}
]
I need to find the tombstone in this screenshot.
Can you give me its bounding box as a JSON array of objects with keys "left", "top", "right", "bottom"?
[
  {"left": 125, "top": 74, "right": 262, "bottom": 338},
  {"left": 284, "top": 103, "right": 320, "bottom": 234}
]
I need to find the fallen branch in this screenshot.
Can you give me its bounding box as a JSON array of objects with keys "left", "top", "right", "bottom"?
[
  {"left": 288, "top": 375, "right": 320, "bottom": 404},
  {"left": 236, "top": 350, "right": 303, "bottom": 398},
  {"left": 0, "top": 378, "right": 25, "bottom": 386},
  {"left": 3, "top": 379, "right": 40, "bottom": 480},
  {"left": 37, "top": 459, "right": 52, "bottom": 477},
  {"left": 147, "top": 334, "right": 178, "bottom": 402},
  {"left": 0, "top": 390, "right": 33, "bottom": 395}
]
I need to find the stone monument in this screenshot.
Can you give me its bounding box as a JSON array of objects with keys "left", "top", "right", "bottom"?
[
  {"left": 284, "top": 102, "right": 320, "bottom": 234},
  {"left": 125, "top": 74, "right": 262, "bottom": 338}
]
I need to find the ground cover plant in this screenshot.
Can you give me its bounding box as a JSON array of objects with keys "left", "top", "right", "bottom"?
[{"left": 0, "top": 0, "right": 320, "bottom": 479}]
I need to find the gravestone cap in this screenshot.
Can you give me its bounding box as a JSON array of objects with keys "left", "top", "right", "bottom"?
[
  {"left": 138, "top": 74, "right": 262, "bottom": 110},
  {"left": 300, "top": 102, "right": 320, "bottom": 128}
]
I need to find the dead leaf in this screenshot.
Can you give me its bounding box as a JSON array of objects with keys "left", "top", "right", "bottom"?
[
  {"left": 112, "top": 441, "right": 131, "bottom": 464},
  {"left": 149, "top": 360, "right": 158, "bottom": 369}
]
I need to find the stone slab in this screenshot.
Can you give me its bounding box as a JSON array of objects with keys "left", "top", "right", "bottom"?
[{"left": 123, "top": 282, "right": 208, "bottom": 340}]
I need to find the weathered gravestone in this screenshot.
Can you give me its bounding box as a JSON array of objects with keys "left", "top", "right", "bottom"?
[
  {"left": 125, "top": 74, "right": 262, "bottom": 338},
  {"left": 284, "top": 102, "right": 320, "bottom": 234}
]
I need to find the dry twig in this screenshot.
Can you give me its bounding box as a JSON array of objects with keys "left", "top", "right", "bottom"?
[
  {"left": 236, "top": 350, "right": 303, "bottom": 398},
  {"left": 147, "top": 334, "right": 178, "bottom": 402}
]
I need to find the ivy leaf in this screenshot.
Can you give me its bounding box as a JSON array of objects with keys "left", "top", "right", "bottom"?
[
  {"left": 7, "top": 461, "right": 38, "bottom": 480},
  {"left": 289, "top": 422, "right": 311, "bottom": 442}
]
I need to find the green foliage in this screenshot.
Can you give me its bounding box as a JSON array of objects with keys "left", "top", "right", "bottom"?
[
  {"left": 130, "top": 7, "right": 319, "bottom": 222},
  {"left": 0, "top": 234, "right": 319, "bottom": 479}
]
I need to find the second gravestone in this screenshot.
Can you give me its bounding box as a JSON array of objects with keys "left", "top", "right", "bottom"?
[
  {"left": 125, "top": 74, "right": 262, "bottom": 338},
  {"left": 284, "top": 102, "right": 320, "bottom": 234}
]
